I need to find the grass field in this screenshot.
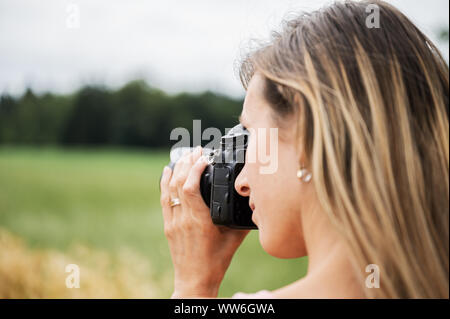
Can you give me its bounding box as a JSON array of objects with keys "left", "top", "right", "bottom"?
[{"left": 0, "top": 146, "right": 307, "bottom": 298}]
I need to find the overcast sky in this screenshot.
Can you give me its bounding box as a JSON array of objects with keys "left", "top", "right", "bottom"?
[{"left": 0, "top": 0, "right": 448, "bottom": 98}]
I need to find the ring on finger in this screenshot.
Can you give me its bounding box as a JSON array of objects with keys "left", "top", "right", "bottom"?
[{"left": 170, "top": 197, "right": 181, "bottom": 207}]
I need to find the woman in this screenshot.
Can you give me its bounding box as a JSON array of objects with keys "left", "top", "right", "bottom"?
[{"left": 159, "top": 0, "right": 449, "bottom": 298}]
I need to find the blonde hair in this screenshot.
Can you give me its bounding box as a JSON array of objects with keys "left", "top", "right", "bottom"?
[{"left": 239, "top": 0, "right": 449, "bottom": 298}]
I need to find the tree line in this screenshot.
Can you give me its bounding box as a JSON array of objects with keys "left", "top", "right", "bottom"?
[{"left": 0, "top": 80, "right": 244, "bottom": 149}]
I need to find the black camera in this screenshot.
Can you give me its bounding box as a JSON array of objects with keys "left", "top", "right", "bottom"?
[{"left": 165, "top": 124, "right": 257, "bottom": 229}]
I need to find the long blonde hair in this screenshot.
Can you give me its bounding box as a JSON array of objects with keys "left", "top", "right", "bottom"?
[{"left": 239, "top": 0, "right": 449, "bottom": 298}]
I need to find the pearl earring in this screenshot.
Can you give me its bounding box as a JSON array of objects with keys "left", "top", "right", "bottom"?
[{"left": 297, "top": 165, "right": 312, "bottom": 183}]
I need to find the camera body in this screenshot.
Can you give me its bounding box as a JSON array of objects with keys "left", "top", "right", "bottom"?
[{"left": 167, "top": 124, "right": 257, "bottom": 229}]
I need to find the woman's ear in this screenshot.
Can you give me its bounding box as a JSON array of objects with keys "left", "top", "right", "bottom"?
[{"left": 297, "top": 149, "right": 310, "bottom": 171}]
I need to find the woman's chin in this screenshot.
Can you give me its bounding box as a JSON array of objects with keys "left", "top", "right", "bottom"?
[
  {"left": 258, "top": 231, "right": 282, "bottom": 257},
  {"left": 251, "top": 210, "right": 258, "bottom": 225},
  {"left": 259, "top": 230, "right": 307, "bottom": 259}
]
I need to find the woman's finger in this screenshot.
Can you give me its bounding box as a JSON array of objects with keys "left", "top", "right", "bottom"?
[
  {"left": 183, "top": 152, "right": 210, "bottom": 215},
  {"left": 160, "top": 166, "right": 173, "bottom": 224},
  {"left": 169, "top": 158, "right": 183, "bottom": 217},
  {"left": 169, "top": 147, "right": 196, "bottom": 217},
  {"left": 191, "top": 145, "right": 203, "bottom": 162},
  {"left": 177, "top": 150, "right": 195, "bottom": 189},
  {"left": 177, "top": 147, "right": 201, "bottom": 203}
]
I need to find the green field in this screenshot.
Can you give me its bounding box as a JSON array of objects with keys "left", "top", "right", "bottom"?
[{"left": 0, "top": 147, "right": 307, "bottom": 298}]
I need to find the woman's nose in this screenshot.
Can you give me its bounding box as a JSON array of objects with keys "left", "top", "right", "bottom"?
[{"left": 235, "top": 168, "right": 250, "bottom": 197}]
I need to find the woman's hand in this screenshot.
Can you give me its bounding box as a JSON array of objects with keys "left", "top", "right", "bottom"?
[{"left": 160, "top": 146, "right": 250, "bottom": 298}]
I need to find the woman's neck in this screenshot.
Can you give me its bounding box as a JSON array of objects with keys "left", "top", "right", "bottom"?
[{"left": 273, "top": 206, "right": 366, "bottom": 298}]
